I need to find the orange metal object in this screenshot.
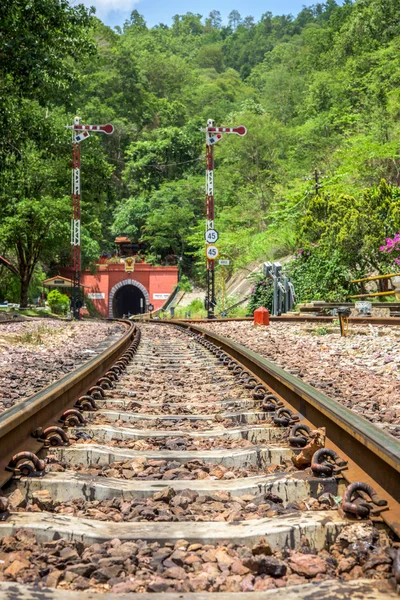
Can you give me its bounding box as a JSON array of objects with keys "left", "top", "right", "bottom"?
[{"left": 254, "top": 307, "right": 270, "bottom": 326}]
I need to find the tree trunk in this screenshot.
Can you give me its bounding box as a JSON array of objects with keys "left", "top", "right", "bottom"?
[{"left": 19, "top": 272, "right": 31, "bottom": 308}]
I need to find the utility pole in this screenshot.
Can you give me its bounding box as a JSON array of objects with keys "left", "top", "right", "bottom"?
[
  {"left": 313, "top": 168, "right": 322, "bottom": 195},
  {"left": 66, "top": 117, "right": 114, "bottom": 319},
  {"left": 201, "top": 119, "right": 247, "bottom": 318}
]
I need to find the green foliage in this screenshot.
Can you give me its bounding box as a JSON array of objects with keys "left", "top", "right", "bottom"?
[
  {"left": 172, "top": 297, "right": 206, "bottom": 319},
  {"left": 299, "top": 181, "right": 400, "bottom": 273},
  {"left": 312, "top": 327, "right": 329, "bottom": 336},
  {"left": 3, "top": 0, "right": 400, "bottom": 303},
  {"left": 286, "top": 248, "right": 352, "bottom": 302},
  {"left": 84, "top": 295, "right": 102, "bottom": 318},
  {"left": 47, "top": 290, "right": 70, "bottom": 315},
  {"left": 248, "top": 276, "right": 274, "bottom": 313},
  {"left": 179, "top": 275, "right": 192, "bottom": 292}
]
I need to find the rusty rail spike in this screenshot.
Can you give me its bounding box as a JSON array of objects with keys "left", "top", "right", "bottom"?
[
  {"left": 97, "top": 376, "right": 113, "bottom": 389},
  {"left": 32, "top": 426, "right": 69, "bottom": 446},
  {"left": 312, "top": 448, "right": 347, "bottom": 478},
  {"left": 59, "top": 409, "right": 86, "bottom": 427},
  {"left": 105, "top": 370, "right": 118, "bottom": 382},
  {"left": 88, "top": 386, "right": 105, "bottom": 399},
  {"left": 342, "top": 482, "right": 388, "bottom": 519},
  {"left": 7, "top": 452, "right": 45, "bottom": 476},
  {"left": 75, "top": 395, "right": 97, "bottom": 411},
  {"left": 289, "top": 423, "right": 312, "bottom": 447},
  {"left": 274, "top": 407, "right": 299, "bottom": 427}
]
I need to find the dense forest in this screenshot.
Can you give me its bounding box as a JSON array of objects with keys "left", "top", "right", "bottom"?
[{"left": 1, "top": 0, "right": 400, "bottom": 306}]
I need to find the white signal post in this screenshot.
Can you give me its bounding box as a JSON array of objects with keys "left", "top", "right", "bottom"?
[
  {"left": 66, "top": 117, "right": 114, "bottom": 319},
  {"left": 201, "top": 119, "right": 247, "bottom": 318}
]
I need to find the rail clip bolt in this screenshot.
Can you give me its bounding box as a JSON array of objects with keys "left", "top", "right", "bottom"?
[
  {"left": 7, "top": 452, "right": 46, "bottom": 477},
  {"left": 88, "top": 386, "right": 105, "bottom": 399},
  {"left": 59, "top": 409, "right": 87, "bottom": 427},
  {"left": 253, "top": 384, "right": 267, "bottom": 400},
  {"left": 32, "top": 426, "right": 69, "bottom": 446},
  {"left": 262, "top": 395, "right": 282, "bottom": 411},
  {"left": 105, "top": 370, "right": 118, "bottom": 382},
  {"left": 97, "top": 377, "right": 113, "bottom": 389},
  {"left": 289, "top": 423, "right": 312, "bottom": 447},
  {"left": 75, "top": 395, "right": 97, "bottom": 411},
  {"left": 342, "top": 482, "right": 388, "bottom": 519},
  {"left": 311, "top": 448, "right": 347, "bottom": 478},
  {"left": 274, "top": 407, "right": 299, "bottom": 427},
  {"left": 244, "top": 377, "right": 258, "bottom": 390}
]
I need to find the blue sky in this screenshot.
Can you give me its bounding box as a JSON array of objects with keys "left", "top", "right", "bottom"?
[{"left": 78, "top": 0, "right": 330, "bottom": 29}]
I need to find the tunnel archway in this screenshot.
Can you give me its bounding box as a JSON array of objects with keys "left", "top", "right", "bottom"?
[
  {"left": 108, "top": 279, "right": 149, "bottom": 318},
  {"left": 113, "top": 285, "right": 145, "bottom": 317}
]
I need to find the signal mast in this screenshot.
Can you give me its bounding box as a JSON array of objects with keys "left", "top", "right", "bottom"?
[
  {"left": 66, "top": 117, "right": 114, "bottom": 319},
  {"left": 201, "top": 119, "right": 247, "bottom": 318}
]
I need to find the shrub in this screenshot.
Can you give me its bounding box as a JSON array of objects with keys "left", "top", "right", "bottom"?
[
  {"left": 47, "top": 289, "right": 70, "bottom": 315},
  {"left": 286, "top": 248, "right": 353, "bottom": 303},
  {"left": 248, "top": 275, "right": 274, "bottom": 313},
  {"left": 179, "top": 275, "right": 192, "bottom": 293}
]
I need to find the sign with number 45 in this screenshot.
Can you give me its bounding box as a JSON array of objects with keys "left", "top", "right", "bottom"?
[
  {"left": 206, "top": 245, "right": 219, "bottom": 260},
  {"left": 205, "top": 229, "right": 219, "bottom": 243}
]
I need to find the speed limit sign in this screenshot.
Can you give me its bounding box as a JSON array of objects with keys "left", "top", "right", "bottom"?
[
  {"left": 206, "top": 245, "right": 219, "bottom": 260},
  {"left": 205, "top": 229, "right": 219, "bottom": 243}
]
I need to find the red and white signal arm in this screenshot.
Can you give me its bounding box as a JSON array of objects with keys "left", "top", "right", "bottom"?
[
  {"left": 73, "top": 123, "right": 114, "bottom": 135},
  {"left": 207, "top": 126, "right": 247, "bottom": 136},
  {"left": 206, "top": 245, "right": 219, "bottom": 260}
]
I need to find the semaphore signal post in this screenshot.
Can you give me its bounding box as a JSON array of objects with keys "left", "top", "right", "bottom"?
[
  {"left": 66, "top": 117, "right": 114, "bottom": 319},
  {"left": 201, "top": 119, "right": 247, "bottom": 319}
]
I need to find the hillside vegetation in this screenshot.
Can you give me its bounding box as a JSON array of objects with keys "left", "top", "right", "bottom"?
[{"left": 1, "top": 0, "right": 400, "bottom": 305}]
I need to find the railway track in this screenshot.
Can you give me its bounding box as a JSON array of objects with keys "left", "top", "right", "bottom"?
[{"left": 0, "top": 320, "right": 398, "bottom": 598}]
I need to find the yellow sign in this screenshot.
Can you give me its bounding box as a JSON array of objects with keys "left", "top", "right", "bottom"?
[
  {"left": 205, "top": 245, "right": 219, "bottom": 260},
  {"left": 124, "top": 257, "right": 135, "bottom": 272}
]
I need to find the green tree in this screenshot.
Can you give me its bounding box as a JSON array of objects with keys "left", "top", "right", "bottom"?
[{"left": 0, "top": 148, "right": 70, "bottom": 307}]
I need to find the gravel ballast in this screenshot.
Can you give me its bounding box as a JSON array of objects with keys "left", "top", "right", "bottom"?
[
  {"left": 201, "top": 322, "right": 400, "bottom": 438},
  {"left": 0, "top": 319, "right": 125, "bottom": 412}
]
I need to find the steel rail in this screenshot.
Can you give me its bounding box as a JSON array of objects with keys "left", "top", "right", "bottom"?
[
  {"left": 171, "top": 315, "right": 400, "bottom": 326},
  {"left": 157, "top": 320, "right": 400, "bottom": 538},
  {"left": 0, "top": 319, "right": 135, "bottom": 489}
]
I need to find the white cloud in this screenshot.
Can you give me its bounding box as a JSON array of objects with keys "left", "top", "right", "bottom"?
[{"left": 78, "top": 0, "right": 139, "bottom": 20}]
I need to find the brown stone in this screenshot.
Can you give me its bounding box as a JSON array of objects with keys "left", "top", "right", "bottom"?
[
  {"left": 338, "top": 557, "right": 356, "bottom": 573},
  {"left": 289, "top": 553, "right": 327, "bottom": 578},
  {"left": 252, "top": 539, "right": 272, "bottom": 556},
  {"left": 164, "top": 565, "right": 187, "bottom": 579},
  {"left": 153, "top": 487, "right": 176, "bottom": 502},
  {"left": 4, "top": 559, "right": 30, "bottom": 578},
  {"left": 230, "top": 560, "right": 250, "bottom": 575},
  {"left": 45, "top": 569, "right": 63, "bottom": 588},
  {"left": 7, "top": 489, "right": 26, "bottom": 509},
  {"left": 31, "top": 490, "right": 54, "bottom": 511},
  {"left": 292, "top": 428, "right": 326, "bottom": 468},
  {"left": 215, "top": 549, "right": 235, "bottom": 568}
]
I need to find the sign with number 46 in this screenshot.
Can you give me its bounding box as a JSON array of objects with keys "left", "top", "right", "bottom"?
[{"left": 206, "top": 245, "right": 219, "bottom": 260}]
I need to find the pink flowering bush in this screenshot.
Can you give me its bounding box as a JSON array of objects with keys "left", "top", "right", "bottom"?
[{"left": 379, "top": 233, "right": 400, "bottom": 266}]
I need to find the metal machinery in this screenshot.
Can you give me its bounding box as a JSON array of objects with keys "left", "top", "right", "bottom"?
[{"left": 263, "top": 262, "right": 296, "bottom": 316}]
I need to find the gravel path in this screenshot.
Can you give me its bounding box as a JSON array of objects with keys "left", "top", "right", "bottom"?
[
  {"left": 201, "top": 322, "right": 400, "bottom": 438},
  {"left": 0, "top": 319, "right": 125, "bottom": 412}
]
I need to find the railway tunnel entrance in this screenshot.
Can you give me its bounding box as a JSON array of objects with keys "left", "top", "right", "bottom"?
[
  {"left": 113, "top": 285, "right": 145, "bottom": 317},
  {"left": 109, "top": 279, "right": 150, "bottom": 317}
]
